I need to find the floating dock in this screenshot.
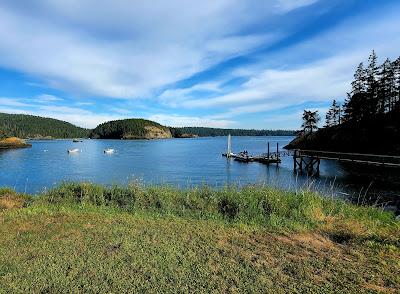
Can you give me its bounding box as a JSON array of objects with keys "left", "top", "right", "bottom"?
[{"left": 222, "top": 136, "right": 281, "bottom": 165}]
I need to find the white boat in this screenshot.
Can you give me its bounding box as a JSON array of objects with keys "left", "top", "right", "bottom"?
[
  {"left": 222, "top": 134, "right": 235, "bottom": 157},
  {"left": 104, "top": 148, "right": 115, "bottom": 154},
  {"left": 68, "top": 148, "right": 80, "bottom": 153}
]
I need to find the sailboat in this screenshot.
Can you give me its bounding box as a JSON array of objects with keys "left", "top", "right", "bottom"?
[{"left": 222, "top": 134, "right": 234, "bottom": 157}]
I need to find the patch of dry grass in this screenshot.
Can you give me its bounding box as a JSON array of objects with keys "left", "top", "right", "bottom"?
[
  {"left": 0, "top": 206, "right": 398, "bottom": 293},
  {"left": 0, "top": 184, "right": 399, "bottom": 292},
  {"left": 0, "top": 188, "right": 30, "bottom": 211}
]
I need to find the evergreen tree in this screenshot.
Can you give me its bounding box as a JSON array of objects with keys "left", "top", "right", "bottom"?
[
  {"left": 392, "top": 57, "right": 400, "bottom": 109},
  {"left": 378, "top": 58, "right": 395, "bottom": 113},
  {"left": 351, "top": 63, "right": 367, "bottom": 94},
  {"left": 301, "top": 110, "right": 320, "bottom": 134},
  {"left": 325, "top": 100, "right": 343, "bottom": 127},
  {"left": 365, "top": 50, "right": 379, "bottom": 117},
  {"left": 332, "top": 100, "right": 342, "bottom": 125},
  {"left": 325, "top": 109, "right": 333, "bottom": 128}
]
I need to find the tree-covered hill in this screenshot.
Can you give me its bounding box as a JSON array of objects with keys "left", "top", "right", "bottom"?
[
  {"left": 0, "top": 113, "right": 89, "bottom": 139},
  {"left": 90, "top": 118, "right": 172, "bottom": 139},
  {"left": 0, "top": 113, "right": 295, "bottom": 140},
  {"left": 170, "top": 127, "right": 295, "bottom": 137},
  {"left": 287, "top": 51, "right": 400, "bottom": 155}
]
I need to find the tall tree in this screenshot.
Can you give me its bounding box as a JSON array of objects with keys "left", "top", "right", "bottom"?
[
  {"left": 378, "top": 58, "right": 395, "bottom": 113},
  {"left": 301, "top": 110, "right": 320, "bottom": 134},
  {"left": 392, "top": 57, "right": 400, "bottom": 109},
  {"left": 333, "top": 100, "right": 342, "bottom": 125},
  {"left": 325, "top": 108, "right": 333, "bottom": 128},
  {"left": 351, "top": 62, "right": 367, "bottom": 94},
  {"left": 365, "top": 50, "right": 379, "bottom": 116}
]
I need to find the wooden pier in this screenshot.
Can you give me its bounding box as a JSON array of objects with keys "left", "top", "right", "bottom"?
[
  {"left": 222, "top": 133, "right": 400, "bottom": 176},
  {"left": 293, "top": 149, "right": 400, "bottom": 176}
]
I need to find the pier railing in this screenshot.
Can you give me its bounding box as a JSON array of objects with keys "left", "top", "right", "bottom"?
[{"left": 294, "top": 149, "right": 400, "bottom": 168}]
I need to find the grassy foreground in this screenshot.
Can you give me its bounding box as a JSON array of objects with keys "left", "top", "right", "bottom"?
[{"left": 0, "top": 183, "right": 399, "bottom": 293}]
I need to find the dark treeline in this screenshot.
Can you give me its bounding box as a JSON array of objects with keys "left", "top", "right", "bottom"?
[
  {"left": 0, "top": 113, "right": 89, "bottom": 139},
  {"left": 301, "top": 51, "right": 400, "bottom": 134},
  {"left": 343, "top": 51, "right": 400, "bottom": 123},
  {"left": 171, "top": 127, "right": 295, "bottom": 137},
  {"left": 292, "top": 51, "right": 400, "bottom": 154}
]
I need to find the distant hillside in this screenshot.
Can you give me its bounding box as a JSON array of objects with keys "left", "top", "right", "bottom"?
[
  {"left": 170, "top": 127, "right": 295, "bottom": 137},
  {"left": 90, "top": 119, "right": 172, "bottom": 139},
  {"left": 0, "top": 113, "right": 89, "bottom": 139}
]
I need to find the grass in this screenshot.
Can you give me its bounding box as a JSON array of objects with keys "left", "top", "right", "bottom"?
[{"left": 0, "top": 182, "right": 399, "bottom": 293}]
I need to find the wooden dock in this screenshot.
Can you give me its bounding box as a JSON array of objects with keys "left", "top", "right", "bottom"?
[
  {"left": 222, "top": 141, "right": 282, "bottom": 165},
  {"left": 222, "top": 134, "right": 400, "bottom": 176},
  {"left": 293, "top": 149, "right": 400, "bottom": 175}
]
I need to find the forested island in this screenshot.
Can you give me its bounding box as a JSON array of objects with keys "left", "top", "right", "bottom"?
[
  {"left": 287, "top": 51, "right": 400, "bottom": 155},
  {"left": 0, "top": 113, "right": 89, "bottom": 139},
  {"left": 90, "top": 119, "right": 172, "bottom": 139},
  {"left": 0, "top": 113, "right": 295, "bottom": 141}
]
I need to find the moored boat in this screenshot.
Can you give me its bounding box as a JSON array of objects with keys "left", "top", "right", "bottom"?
[
  {"left": 104, "top": 148, "right": 115, "bottom": 154},
  {"left": 67, "top": 148, "right": 80, "bottom": 153}
]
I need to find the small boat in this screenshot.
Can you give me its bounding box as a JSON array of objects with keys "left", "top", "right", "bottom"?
[
  {"left": 73, "top": 139, "right": 83, "bottom": 142},
  {"left": 68, "top": 148, "right": 80, "bottom": 153},
  {"left": 104, "top": 148, "right": 115, "bottom": 154},
  {"left": 234, "top": 155, "right": 253, "bottom": 163}
]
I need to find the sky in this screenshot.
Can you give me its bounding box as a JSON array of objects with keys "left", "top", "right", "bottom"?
[{"left": 0, "top": 0, "right": 399, "bottom": 130}]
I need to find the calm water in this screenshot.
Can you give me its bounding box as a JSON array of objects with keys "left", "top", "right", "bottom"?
[{"left": 1, "top": 136, "right": 399, "bottom": 206}]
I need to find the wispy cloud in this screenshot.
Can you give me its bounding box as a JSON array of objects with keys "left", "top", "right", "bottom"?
[
  {"left": 35, "top": 94, "right": 63, "bottom": 103},
  {"left": 0, "top": 0, "right": 399, "bottom": 130},
  {"left": 0, "top": 97, "right": 32, "bottom": 107},
  {"left": 157, "top": 7, "right": 400, "bottom": 125},
  {"left": 274, "top": 0, "right": 318, "bottom": 13},
  {"left": 148, "top": 114, "right": 234, "bottom": 128},
  {"left": 0, "top": 0, "right": 308, "bottom": 99}
]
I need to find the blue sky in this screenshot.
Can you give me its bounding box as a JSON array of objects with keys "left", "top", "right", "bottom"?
[{"left": 0, "top": 0, "right": 399, "bottom": 129}]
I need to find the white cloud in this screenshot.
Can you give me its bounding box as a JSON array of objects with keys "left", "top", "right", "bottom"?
[
  {"left": 35, "top": 94, "right": 63, "bottom": 103},
  {"left": 0, "top": 0, "right": 309, "bottom": 99},
  {"left": 274, "top": 0, "right": 318, "bottom": 13},
  {"left": 161, "top": 8, "right": 400, "bottom": 122},
  {"left": 147, "top": 114, "right": 234, "bottom": 128},
  {"left": 0, "top": 100, "right": 126, "bottom": 128},
  {"left": 0, "top": 97, "right": 32, "bottom": 107}
]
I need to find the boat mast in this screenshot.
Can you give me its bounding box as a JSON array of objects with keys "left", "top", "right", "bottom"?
[{"left": 227, "top": 134, "right": 232, "bottom": 157}]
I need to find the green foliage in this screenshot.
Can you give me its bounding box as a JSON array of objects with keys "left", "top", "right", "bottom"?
[
  {"left": 41, "top": 182, "right": 397, "bottom": 232},
  {"left": 170, "top": 127, "right": 295, "bottom": 137},
  {"left": 90, "top": 118, "right": 170, "bottom": 139},
  {"left": 0, "top": 113, "right": 89, "bottom": 139}
]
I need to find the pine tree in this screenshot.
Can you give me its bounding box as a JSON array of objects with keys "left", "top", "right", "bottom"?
[
  {"left": 378, "top": 58, "right": 395, "bottom": 113},
  {"left": 351, "top": 63, "right": 367, "bottom": 94},
  {"left": 333, "top": 100, "right": 342, "bottom": 125},
  {"left": 365, "top": 50, "right": 379, "bottom": 117},
  {"left": 302, "top": 110, "right": 320, "bottom": 134},
  {"left": 325, "top": 100, "right": 343, "bottom": 127},
  {"left": 392, "top": 57, "right": 400, "bottom": 109},
  {"left": 325, "top": 109, "right": 333, "bottom": 128}
]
